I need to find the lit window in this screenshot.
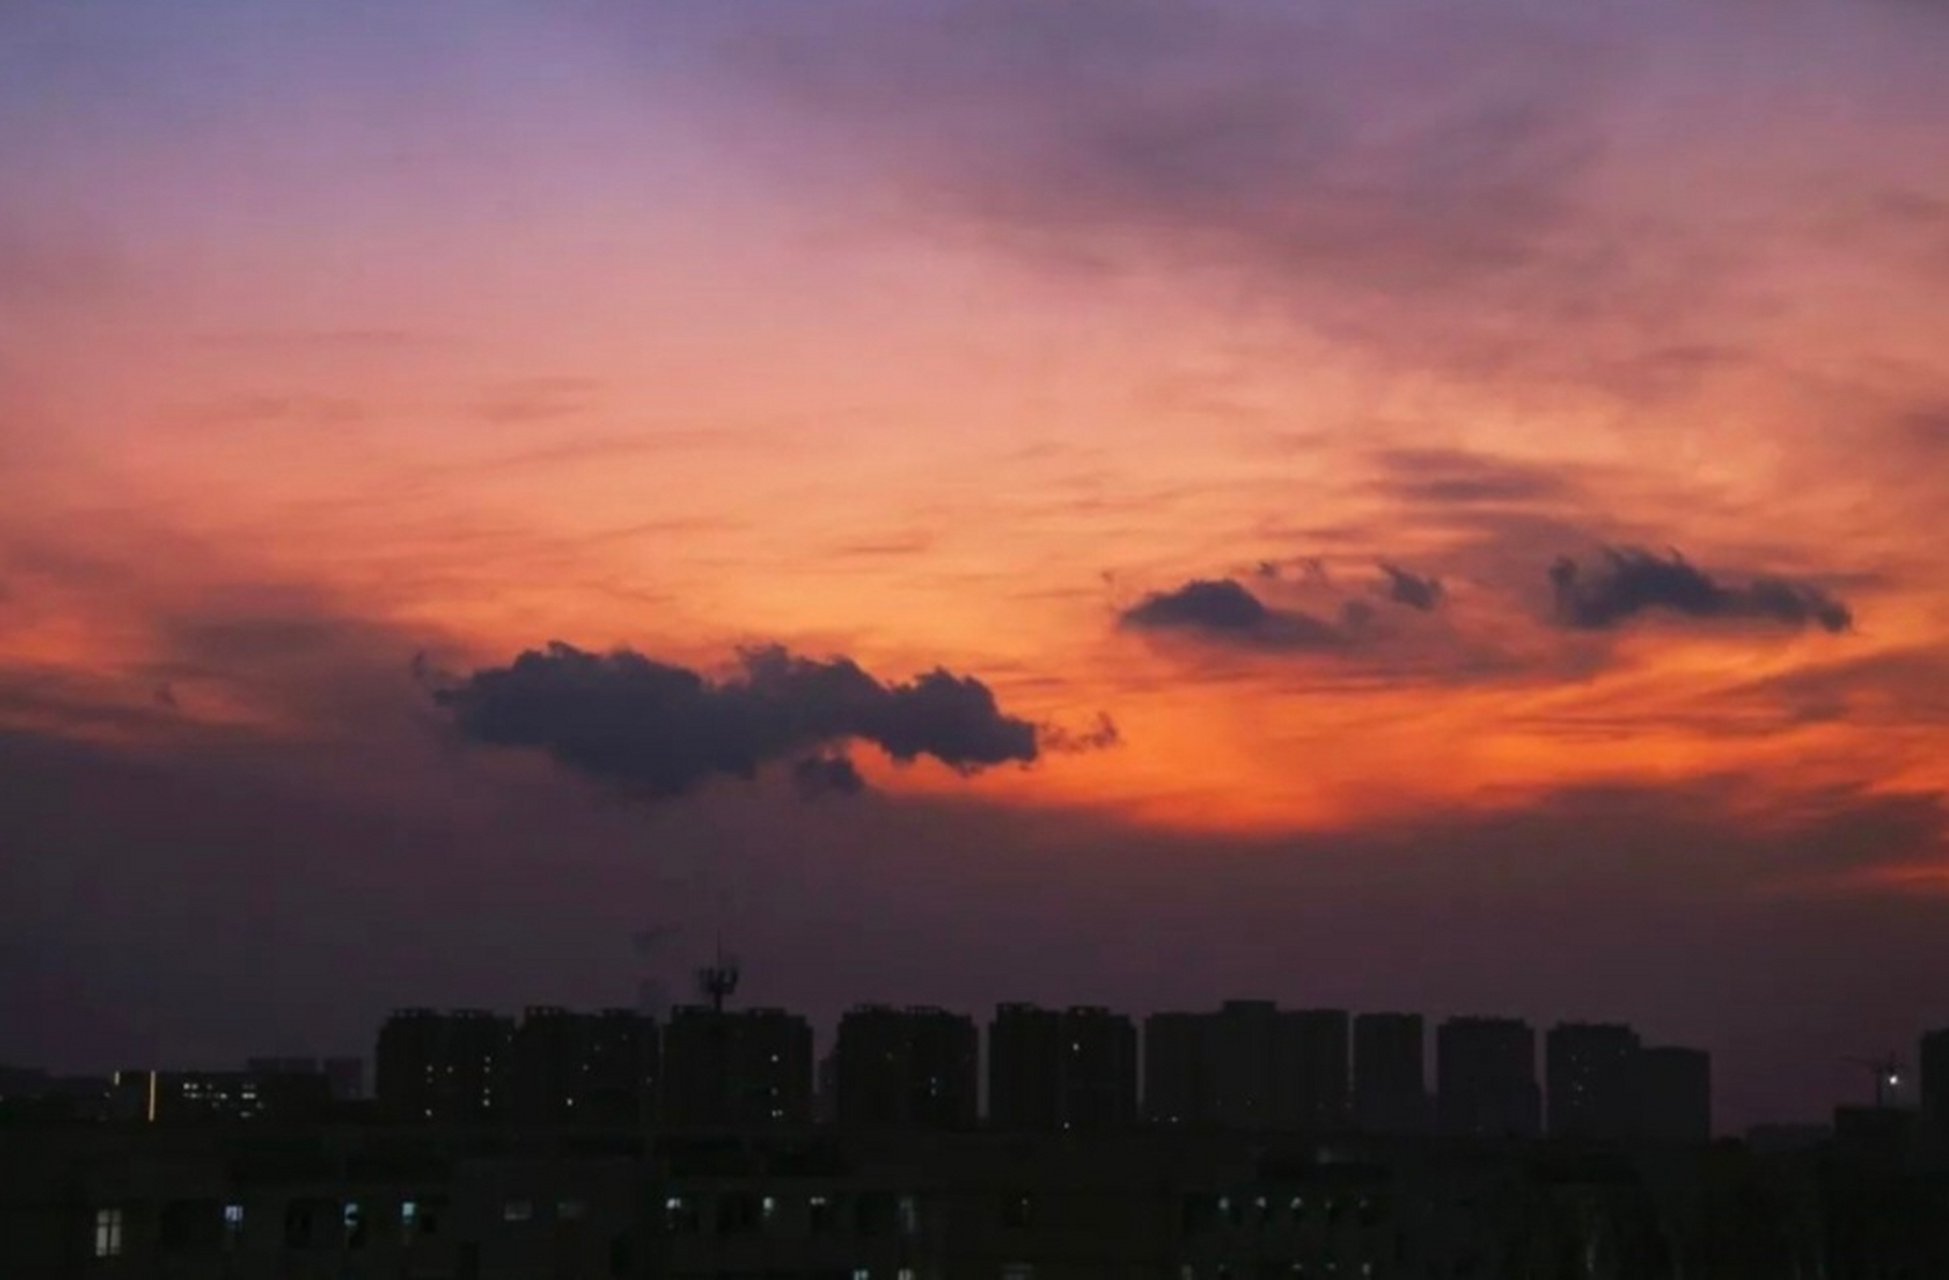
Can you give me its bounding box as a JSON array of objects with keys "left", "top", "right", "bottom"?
[
  {"left": 223, "top": 1203, "right": 244, "bottom": 1229},
  {"left": 401, "top": 1200, "right": 418, "bottom": 1238},
  {"left": 761, "top": 1196, "right": 778, "bottom": 1223},
  {"left": 853, "top": 1270, "right": 871, "bottom": 1280},
  {"left": 898, "top": 1270, "right": 916, "bottom": 1280},
  {"left": 559, "top": 1199, "right": 588, "bottom": 1220},
  {"left": 898, "top": 1194, "right": 920, "bottom": 1236},
  {"left": 504, "top": 1200, "right": 533, "bottom": 1223},
  {"left": 94, "top": 1208, "right": 124, "bottom": 1258}
]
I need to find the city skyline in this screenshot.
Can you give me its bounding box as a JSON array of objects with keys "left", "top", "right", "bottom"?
[{"left": 5, "top": 0, "right": 1949, "bottom": 1139}]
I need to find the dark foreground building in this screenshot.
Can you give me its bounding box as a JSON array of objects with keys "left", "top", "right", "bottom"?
[{"left": 4, "top": 1122, "right": 1946, "bottom": 1279}]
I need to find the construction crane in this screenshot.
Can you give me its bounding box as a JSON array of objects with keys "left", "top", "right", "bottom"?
[{"left": 1846, "top": 1054, "right": 1905, "bottom": 1108}]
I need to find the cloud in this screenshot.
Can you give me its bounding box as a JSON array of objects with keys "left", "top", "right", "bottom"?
[
  {"left": 1369, "top": 447, "right": 1577, "bottom": 508},
  {"left": 432, "top": 641, "right": 1040, "bottom": 799},
  {"left": 1378, "top": 562, "right": 1444, "bottom": 611},
  {"left": 1041, "top": 711, "right": 1123, "bottom": 753},
  {"left": 792, "top": 752, "right": 865, "bottom": 798},
  {"left": 712, "top": 0, "right": 1770, "bottom": 390},
  {"left": 1549, "top": 548, "right": 1854, "bottom": 633},
  {"left": 1119, "top": 578, "right": 1346, "bottom": 650}
]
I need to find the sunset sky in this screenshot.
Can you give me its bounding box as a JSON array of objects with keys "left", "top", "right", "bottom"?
[{"left": 4, "top": 0, "right": 1947, "bottom": 1128}]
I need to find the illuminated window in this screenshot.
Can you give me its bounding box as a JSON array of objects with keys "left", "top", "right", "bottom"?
[
  {"left": 898, "top": 1270, "right": 916, "bottom": 1280},
  {"left": 94, "top": 1208, "right": 124, "bottom": 1258},
  {"left": 559, "top": 1199, "right": 588, "bottom": 1220},
  {"left": 898, "top": 1194, "right": 919, "bottom": 1236},
  {"left": 344, "top": 1201, "right": 366, "bottom": 1249},
  {"left": 504, "top": 1200, "right": 533, "bottom": 1223},
  {"left": 852, "top": 1270, "right": 871, "bottom": 1280}
]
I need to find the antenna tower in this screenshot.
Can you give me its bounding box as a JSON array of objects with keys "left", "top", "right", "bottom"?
[{"left": 695, "top": 939, "right": 741, "bottom": 1015}]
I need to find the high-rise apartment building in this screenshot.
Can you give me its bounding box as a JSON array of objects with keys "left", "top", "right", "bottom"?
[
  {"left": 1144, "top": 1011, "right": 1208, "bottom": 1127},
  {"left": 1283, "top": 1008, "right": 1352, "bottom": 1130},
  {"left": 1143, "top": 1002, "right": 1350, "bottom": 1132},
  {"left": 1437, "top": 1016, "right": 1540, "bottom": 1139},
  {"left": 505, "top": 1007, "right": 659, "bottom": 1126},
  {"left": 1919, "top": 1027, "right": 1949, "bottom": 1158},
  {"left": 1546, "top": 1023, "right": 1642, "bottom": 1142},
  {"left": 661, "top": 1006, "right": 812, "bottom": 1129},
  {"left": 1354, "top": 1012, "right": 1427, "bottom": 1135},
  {"left": 1638, "top": 1045, "right": 1711, "bottom": 1145},
  {"left": 833, "top": 1005, "right": 979, "bottom": 1131},
  {"left": 374, "top": 1009, "right": 514, "bottom": 1124},
  {"left": 989, "top": 1004, "right": 1138, "bottom": 1132}
]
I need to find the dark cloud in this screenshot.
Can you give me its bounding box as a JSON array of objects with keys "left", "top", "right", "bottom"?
[
  {"left": 433, "top": 641, "right": 1039, "bottom": 799},
  {"left": 1378, "top": 562, "right": 1445, "bottom": 611},
  {"left": 1119, "top": 578, "right": 1345, "bottom": 650},
  {"left": 1041, "top": 711, "right": 1122, "bottom": 753},
  {"left": 1121, "top": 578, "right": 1269, "bottom": 632},
  {"left": 1370, "top": 447, "right": 1577, "bottom": 507},
  {"left": 792, "top": 753, "right": 865, "bottom": 799},
  {"left": 1549, "top": 548, "right": 1854, "bottom": 633}
]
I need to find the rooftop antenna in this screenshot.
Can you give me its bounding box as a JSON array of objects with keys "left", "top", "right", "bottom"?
[
  {"left": 695, "top": 936, "right": 740, "bottom": 1015},
  {"left": 1847, "top": 1054, "right": 1905, "bottom": 1108}
]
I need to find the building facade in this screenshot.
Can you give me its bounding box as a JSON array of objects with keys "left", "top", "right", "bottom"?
[
  {"left": 833, "top": 1006, "right": 979, "bottom": 1132},
  {"left": 988, "top": 1005, "right": 1137, "bottom": 1132},
  {"left": 505, "top": 1007, "right": 659, "bottom": 1126},
  {"left": 1639, "top": 1045, "right": 1711, "bottom": 1145},
  {"left": 661, "top": 1006, "right": 813, "bottom": 1130},
  {"left": 1546, "top": 1023, "right": 1643, "bottom": 1142},
  {"left": 374, "top": 1009, "right": 515, "bottom": 1125},
  {"left": 1354, "top": 1012, "right": 1427, "bottom": 1136},
  {"left": 1437, "top": 1017, "right": 1540, "bottom": 1139}
]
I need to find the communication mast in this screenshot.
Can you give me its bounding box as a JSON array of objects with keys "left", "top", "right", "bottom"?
[{"left": 695, "top": 939, "right": 741, "bottom": 1015}]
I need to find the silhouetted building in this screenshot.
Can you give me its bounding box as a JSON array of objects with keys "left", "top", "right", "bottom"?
[
  {"left": 1547, "top": 1022, "right": 1642, "bottom": 1142},
  {"left": 1638, "top": 1045, "right": 1711, "bottom": 1145},
  {"left": 107, "top": 1068, "right": 332, "bottom": 1123},
  {"left": 661, "top": 1006, "right": 811, "bottom": 1128},
  {"left": 1438, "top": 1016, "right": 1540, "bottom": 1138},
  {"left": 833, "top": 1005, "right": 978, "bottom": 1131},
  {"left": 373, "top": 1008, "right": 513, "bottom": 1124},
  {"left": 1924, "top": 1027, "right": 1949, "bottom": 1160},
  {"left": 505, "top": 1007, "right": 658, "bottom": 1126},
  {"left": 246, "top": 1056, "right": 365, "bottom": 1102},
  {"left": 1144, "top": 1011, "right": 1208, "bottom": 1126},
  {"left": 989, "top": 1004, "right": 1138, "bottom": 1131},
  {"left": 814, "top": 1049, "right": 838, "bottom": 1126},
  {"left": 1354, "top": 1012, "right": 1427, "bottom": 1135},
  {"left": 1284, "top": 1008, "right": 1352, "bottom": 1130},
  {"left": 1144, "top": 1002, "right": 1348, "bottom": 1131},
  {"left": 1207, "top": 1000, "right": 1283, "bottom": 1129}
]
